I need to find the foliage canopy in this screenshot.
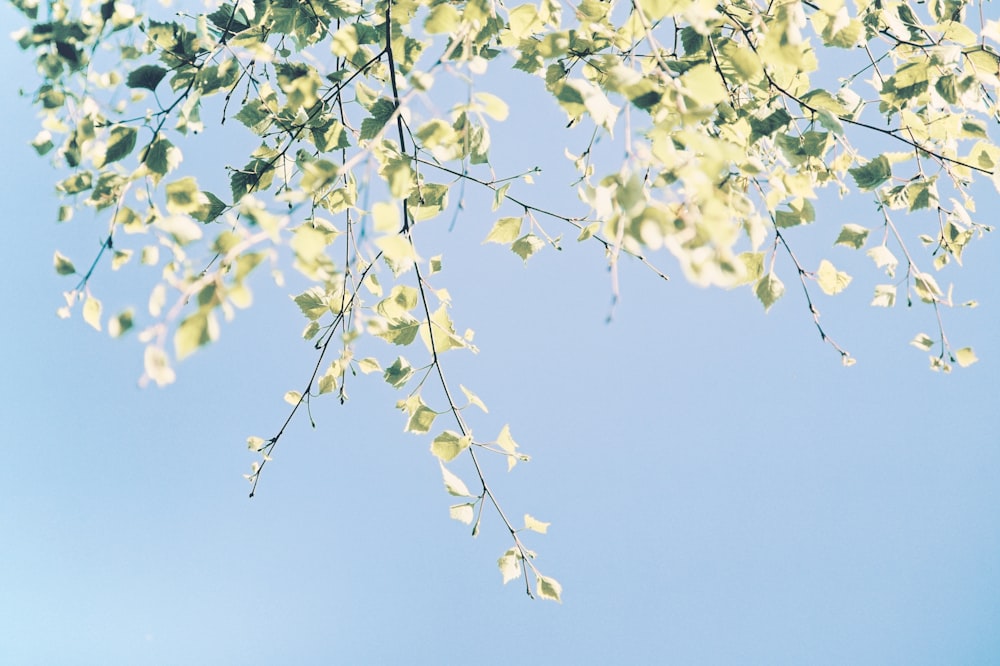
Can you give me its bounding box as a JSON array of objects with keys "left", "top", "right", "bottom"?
[{"left": 10, "top": 0, "right": 998, "bottom": 598}]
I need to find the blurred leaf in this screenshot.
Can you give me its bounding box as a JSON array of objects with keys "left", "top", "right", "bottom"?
[
  {"left": 53, "top": 251, "right": 76, "bottom": 275},
  {"left": 83, "top": 296, "right": 102, "bottom": 331},
  {"left": 955, "top": 347, "right": 978, "bottom": 367}
]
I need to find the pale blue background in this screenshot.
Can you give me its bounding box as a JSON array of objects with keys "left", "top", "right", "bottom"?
[{"left": 1, "top": 4, "right": 999, "bottom": 663}]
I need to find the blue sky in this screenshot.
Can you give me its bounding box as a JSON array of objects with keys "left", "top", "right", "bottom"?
[{"left": 2, "top": 3, "right": 999, "bottom": 663}]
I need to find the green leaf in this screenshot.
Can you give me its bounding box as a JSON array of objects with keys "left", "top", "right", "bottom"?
[
  {"left": 108, "top": 309, "right": 134, "bottom": 338},
  {"left": 234, "top": 99, "right": 273, "bottom": 134},
  {"left": 104, "top": 125, "right": 137, "bottom": 165},
  {"left": 774, "top": 199, "right": 815, "bottom": 228},
  {"left": 126, "top": 64, "right": 167, "bottom": 91},
  {"left": 430, "top": 430, "right": 471, "bottom": 462},
  {"left": 425, "top": 3, "right": 460, "bottom": 34},
  {"left": 737, "top": 252, "right": 764, "bottom": 285},
  {"left": 511, "top": 234, "right": 545, "bottom": 262},
  {"left": 192, "top": 191, "right": 227, "bottom": 223},
  {"left": 440, "top": 462, "right": 472, "bottom": 497},
  {"left": 755, "top": 272, "right": 785, "bottom": 312},
  {"left": 284, "top": 390, "right": 303, "bottom": 405},
  {"left": 58, "top": 172, "right": 93, "bottom": 194},
  {"left": 379, "top": 315, "right": 421, "bottom": 346},
  {"left": 360, "top": 98, "right": 396, "bottom": 141},
  {"left": 749, "top": 109, "right": 793, "bottom": 142},
  {"left": 166, "top": 176, "right": 204, "bottom": 215},
  {"left": 383, "top": 356, "right": 414, "bottom": 388},
  {"left": 484, "top": 217, "right": 522, "bottom": 244},
  {"left": 53, "top": 250, "right": 76, "bottom": 275},
  {"left": 405, "top": 404, "right": 437, "bottom": 434},
  {"left": 175, "top": 312, "right": 215, "bottom": 359},
  {"left": 292, "top": 287, "right": 329, "bottom": 320},
  {"left": 31, "top": 130, "right": 53, "bottom": 155},
  {"left": 849, "top": 155, "right": 891, "bottom": 191},
  {"left": 143, "top": 135, "right": 182, "bottom": 182},
  {"left": 815, "top": 260, "right": 852, "bottom": 295},
  {"left": 834, "top": 224, "right": 869, "bottom": 249},
  {"left": 577, "top": 222, "right": 599, "bottom": 241},
  {"left": 955, "top": 347, "right": 978, "bottom": 367},
  {"left": 536, "top": 575, "right": 562, "bottom": 602}
]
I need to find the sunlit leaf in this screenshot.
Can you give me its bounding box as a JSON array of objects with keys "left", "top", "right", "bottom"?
[
  {"left": 497, "top": 548, "right": 522, "bottom": 584},
  {"left": 460, "top": 385, "right": 488, "bottom": 413},
  {"left": 83, "top": 296, "right": 102, "bottom": 331},
  {"left": 449, "top": 503, "right": 475, "bottom": 524},
  {"left": 484, "top": 217, "right": 522, "bottom": 244},
  {"left": 849, "top": 155, "right": 891, "bottom": 191},
  {"left": 430, "top": 430, "right": 471, "bottom": 462},
  {"left": 53, "top": 251, "right": 76, "bottom": 275},
  {"left": 834, "top": 224, "right": 869, "bottom": 249},
  {"left": 524, "top": 514, "right": 550, "bottom": 534},
  {"left": 440, "top": 462, "right": 472, "bottom": 497},
  {"left": 511, "top": 234, "right": 545, "bottom": 262},
  {"left": 955, "top": 347, "right": 978, "bottom": 367},
  {"left": 815, "top": 260, "right": 852, "bottom": 295},
  {"left": 755, "top": 273, "right": 785, "bottom": 312},
  {"left": 536, "top": 575, "right": 562, "bottom": 602}
]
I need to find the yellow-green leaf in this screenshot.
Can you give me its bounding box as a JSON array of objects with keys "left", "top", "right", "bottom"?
[
  {"left": 484, "top": 217, "right": 522, "bottom": 244},
  {"left": 440, "top": 462, "right": 472, "bottom": 497},
  {"left": 955, "top": 347, "right": 978, "bottom": 367},
  {"left": 524, "top": 514, "right": 550, "bottom": 534},
  {"left": 83, "top": 296, "right": 102, "bottom": 331},
  {"left": 431, "top": 430, "right": 471, "bottom": 462},
  {"left": 815, "top": 260, "right": 852, "bottom": 295},
  {"left": 53, "top": 251, "right": 76, "bottom": 275},
  {"left": 536, "top": 575, "right": 562, "bottom": 602}
]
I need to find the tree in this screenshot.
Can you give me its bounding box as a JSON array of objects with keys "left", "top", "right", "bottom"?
[{"left": 8, "top": 0, "right": 996, "bottom": 599}]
